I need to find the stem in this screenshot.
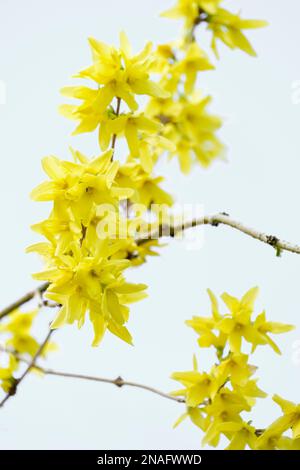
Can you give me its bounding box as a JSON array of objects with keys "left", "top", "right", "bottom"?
[
  {"left": 0, "top": 282, "right": 49, "bottom": 321},
  {"left": 1, "top": 212, "right": 300, "bottom": 319},
  {"left": 111, "top": 97, "right": 121, "bottom": 156},
  {"left": 0, "top": 346, "right": 184, "bottom": 405},
  {"left": 0, "top": 329, "right": 53, "bottom": 408},
  {"left": 137, "top": 212, "right": 300, "bottom": 255}
]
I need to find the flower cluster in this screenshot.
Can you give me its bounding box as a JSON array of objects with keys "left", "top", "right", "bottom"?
[
  {"left": 142, "top": 0, "right": 267, "bottom": 173},
  {"left": 0, "top": 309, "right": 55, "bottom": 393},
  {"left": 59, "top": 32, "right": 172, "bottom": 174},
  {"left": 162, "top": 0, "right": 268, "bottom": 57},
  {"left": 171, "top": 288, "right": 296, "bottom": 450},
  {"left": 29, "top": 149, "right": 151, "bottom": 346}
]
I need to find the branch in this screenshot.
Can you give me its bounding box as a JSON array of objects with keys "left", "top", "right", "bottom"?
[
  {"left": 0, "top": 329, "right": 53, "bottom": 408},
  {"left": 1, "top": 212, "right": 300, "bottom": 320},
  {"left": 0, "top": 346, "right": 184, "bottom": 405},
  {"left": 137, "top": 212, "right": 300, "bottom": 255},
  {"left": 0, "top": 282, "right": 49, "bottom": 321}
]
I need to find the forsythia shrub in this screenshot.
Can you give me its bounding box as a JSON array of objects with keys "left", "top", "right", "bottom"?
[{"left": 1, "top": 0, "right": 298, "bottom": 451}]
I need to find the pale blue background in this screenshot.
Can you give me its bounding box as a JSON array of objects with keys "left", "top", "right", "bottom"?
[{"left": 0, "top": 0, "right": 300, "bottom": 449}]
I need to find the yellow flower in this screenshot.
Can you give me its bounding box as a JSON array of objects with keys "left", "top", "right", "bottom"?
[
  {"left": 208, "top": 8, "right": 268, "bottom": 58},
  {"left": 146, "top": 93, "right": 224, "bottom": 174},
  {"left": 32, "top": 240, "right": 147, "bottom": 346},
  {"left": 0, "top": 309, "right": 57, "bottom": 359},
  {"left": 202, "top": 387, "right": 250, "bottom": 447},
  {"left": 186, "top": 288, "right": 226, "bottom": 352},
  {"left": 171, "top": 355, "right": 221, "bottom": 406},
  {"left": 172, "top": 43, "right": 214, "bottom": 94},
  {"left": 253, "top": 310, "right": 295, "bottom": 355},
  {"left": 219, "top": 421, "right": 257, "bottom": 450},
  {"left": 30, "top": 149, "right": 133, "bottom": 226},
  {"left": 116, "top": 159, "right": 173, "bottom": 209},
  {"left": 215, "top": 353, "right": 257, "bottom": 387},
  {"left": 0, "top": 355, "right": 18, "bottom": 393},
  {"left": 162, "top": 1, "right": 222, "bottom": 30},
  {"left": 162, "top": 1, "right": 267, "bottom": 58},
  {"left": 217, "top": 287, "right": 266, "bottom": 352},
  {"left": 260, "top": 395, "right": 300, "bottom": 441},
  {"left": 99, "top": 113, "right": 162, "bottom": 172},
  {"left": 60, "top": 32, "right": 169, "bottom": 135}
]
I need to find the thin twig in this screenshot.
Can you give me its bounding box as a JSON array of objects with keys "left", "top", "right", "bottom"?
[
  {"left": 111, "top": 97, "right": 121, "bottom": 155},
  {"left": 0, "top": 345, "right": 184, "bottom": 405},
  {"left": 1, "top": 213, "right": 300, "bottom": 320},
  {"left": 0, "top": 329, "right": 53, "bottom": 408},
  {"left": 0, "top": 282, "right": 49, "bottom": 321},
  {"left": 137, "top": 213, "right": 300, "bottom": 255}
]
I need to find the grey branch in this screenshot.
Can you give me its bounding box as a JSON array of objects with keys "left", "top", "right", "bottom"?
[
  {"left": 0, "top": 345, "right": 184, "bottom": 405},
  {"left": 1, "top": 212, "right": 300, "bottom": 321}
]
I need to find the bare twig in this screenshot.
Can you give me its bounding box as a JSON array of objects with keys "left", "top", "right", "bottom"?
[
  {"left": 0, "top": 329, "right": 53, "bottom": 408},
  {"left": 0, "top": 282, "right": 49, "bottom": 321},
  {"left": 0, "top": 345, "right": 184, "bottom": 405},
  {"left": 137, "top": 213, "right": 300, "bottom": 255},
  {"left": 1, "top": 213, "right": 300, "bottom": 320}
]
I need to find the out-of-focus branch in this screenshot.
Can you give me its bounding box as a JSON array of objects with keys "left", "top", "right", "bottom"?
[
  {"left": 0, "top": 282, "right": 49, "bottom": 321},
  {"left": 0, "top": 329, "right": 53, "bottom": 408},
  {"left": 0, "top": 345, "right": 184, "bottom": 405}
]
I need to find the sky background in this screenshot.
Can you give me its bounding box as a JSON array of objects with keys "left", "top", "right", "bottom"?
[{"left": 0, "top": 0, "right": 300, "bottom": 450}]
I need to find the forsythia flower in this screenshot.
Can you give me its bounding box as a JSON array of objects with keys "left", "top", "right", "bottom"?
[
  {"left": 0, "top": 355, "right": 18, "bottom": 393},
  {"left": 207, "top": 9, "right": 268, "bottom": 58},
  {"left": 0, "top": 309, "right": 56, "bottom": 358},
  {"left": 171, "top": 43, "right": 214, "bottom": 93},
  {"left": 187, "top": 287, "right": 294, "bottom": 354},
  {"left": 60, "top": 32, "right": 170, "bottom": 174},
  {"left": 147, "top": 93, "right": 224, "bottom": 173},
  {"left": 259, "top": 395, "right": 300, "bottom": 441},
  {"left": 162, "top": 1, "right": 267, "bottom": 57},
  {"left": 172, "top": 287, "right": 295, "bottom": 450},
  {"left": 171, "top": 359, "right": 222, "bottom": 407},
  {"left": 29, "top": 149, "right": 148, "bottom": 346},
  {"left": 0, "top": 309, "right": 56, "bottom": 393}
]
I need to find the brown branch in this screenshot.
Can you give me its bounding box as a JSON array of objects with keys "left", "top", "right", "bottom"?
[
  {"left": 0, "top": 329, "right": 53, "bottom": 408},
  {"left": 0, "top": 345, "right": 184, "bottom": 405}
]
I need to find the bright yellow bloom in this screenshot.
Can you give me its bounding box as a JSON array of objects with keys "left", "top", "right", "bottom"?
[
  {"left": 162, "top": 1, "right": 267, "bottom": 58},
  {"left": 217, "top": 287, "right": 268, "bottom": 353},
  {"left": 0, "top": 355, "right": 18, "bottom": 393},
  {"left": 116, "top": 159, "right": 173, "bottom": 209},
  {"left": 146, "top": 93, "right": 224, "bottom": 173},
  {"left": 260, "top": 395, "right": 300, "bottom": 441},
  {"left": 172, "top": 43, "right": 214, "bottom": 93},
  {"left": 186, "top": 288, "right": 226, "bottom": 352},
  {"left": 253, "top": 310, "right": 295, "bottom": 354},
  {"left": 171, "top": 355, "right": 222, "bottom": 406},
  {"left": 215, "top": 353, "right": 256, "bottom": 387},
  {"left": 99, "top": 113, "right": 163, "bottom": 173},
  {"left": 60, "top": 32, "right": 169, "bottom": 135},
  {"left": 202, "top": 387, "right": 250, "bottom": 447},
  {"left": 219, "top": 421, "right": 257, "bottom": 450},
  {"left": 162, "top": 1, "right": 222, "bottom": 29},
  {"left": 208, "top": 8, "right": 268, "bottom": 58},
  {"left": 29, "top": 147, "right": 149, "bottom": 346}
]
